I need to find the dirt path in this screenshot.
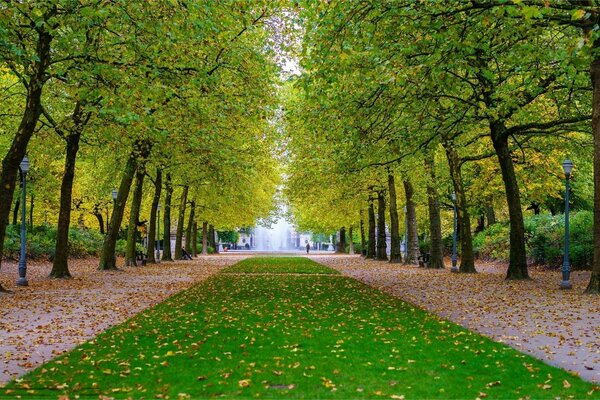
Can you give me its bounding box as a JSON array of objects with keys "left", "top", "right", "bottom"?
[
  {"left": 0, "top": 255, "right": 249, "bottom": 384},
  {"left": 310, "top": 254, "right": 600, "bottom": 384}
]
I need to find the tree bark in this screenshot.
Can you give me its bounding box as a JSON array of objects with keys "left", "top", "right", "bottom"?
[
  {"left": 587, "top": 56, "right": 600, "bottom": 293},
  {"left": 202, "top": 221, "right": 208, "bottom": 255},
  {"left": 93, "top": 204, "right": 105, "bottom": 235},
  {"left": 12, "top": 197, "right": 19, "bottom": 226},
  {"left": 192, "top": 221, "right": 198, "bottom": 257},
  {"left": 425, "top": 158, "right": 444, "bottom": 269},
  {"left": 359, "top": 211, "right": 366, "bottom": 257},
  {"left": 162, "top": 173, "right": 173, "bottom": 261},
  {"left": 0, "top": 27, "right": 52, "bottom": 277},
  {"left": 29, "top": 193, "right": 34, "bottom": 231},
  {"left": 388, "top": 172, "right": 402, "bottom": 263},
  {"left": 336, "top": 226, "right": 346, "bottom": 254},
  {"left": 367, "top": 198, "right": 376, "bottom": 259},
  {"left": 486, "top": 204, "right": 496, "bottom": 226},
  {"left": 125, "top": 166, "right": 146, "bottom": 266},
  {"left": 209, "top": 224, "right": 216, "bottom": 252},
  {"left": 174, "top": 186, "right": 188, "bottom": 260},
  {"left": 491, "top": 122, "right": 529, "bottom": 280},
  {"left": 443, "top": 140, "right": 477, "bottom": 273},
  {"left": 348, "top": 226, "right": 355, "bottom": 254},
  {"left": 185, "top": 200, "right": 195, "bottom": 254},
  {"left": 376, "top": 192, "right": 388, "bottom": 261},
  {"left": 99, "top": 141, "right": 151, "bottom": 270},
  {"left": 50, "top": 132, "right": 81, "bottom": 278},
  {"left": 403, "top": 180, "right": 420, "bottom": 264},
  {"left": 146, "top": 169, "right": 162, "bottom": 263}
]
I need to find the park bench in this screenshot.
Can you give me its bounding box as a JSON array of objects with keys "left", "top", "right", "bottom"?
[
  {"left": 417, "top": 252, "right": 430, "bottom": 268},
  {"left": 136, "top": 250, "right": 147, "bottom": 266}
]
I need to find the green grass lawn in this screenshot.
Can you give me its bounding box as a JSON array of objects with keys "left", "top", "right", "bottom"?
[
  {"left": 222, "top": 256, "right": 340, "bottom": 275},
  {"left": 2, "top": 257, "right": 598, "bottom": 398}
]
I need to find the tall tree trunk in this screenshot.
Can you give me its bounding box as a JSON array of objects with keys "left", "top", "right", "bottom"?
[
  {"left": 209, "top": 224, "right": 216, "bottom": 252},
  {"left": 425, "top": 158, "right": 444, "bottom": 269},
  {"left": 376, "top": 192, "right": 388, "bottom": 261},
  {"left": 388, "top": 172, "right": 402, "bottom": 263},
  {"left": 0, "top": 27, "right": 52, "bottom": 281},
  {"left": 12, "top": 197, "right": 19, "bottom": 226},
  {"left": 336, "top": 227, "right": 346, "bottom": 254},
  {"left": 99, "top": 141, "right": 151, "bottom": 270},
  {"left": 491, "top": 123, "right": 529, "bottom": 280},
  {"left": 162, "top": 173, "right": 173, "bottom": 261},
  {"left": 348, "top": 226, "right": 355, "bottom": 254},
  {"left": 403, "top": 180, "right": 420, "bottom": 264},
  {"left": 174, "top": 186, "right": 188, "bottom": 260},
  {"left": 185, "top": 201, "right": 195, "bottom": 254},
  {"left": 93, "top": 204, "right": 105, "bottom": 235},
  {"left": 146, "top": 169, "right": 162, "bottom": 263},
  {"left": 202, "top": 221, "right": 208, "bottom": 255},
  {"left": 125, "top": 166, "right": 146, "bottom": 266},
  {"left": 29, "top": 193, "right": 34, "bottom": 231},
  {"left": 50, "top": 132, "right": 81, "bottom": 278},
  {"left": 443, "top": 140, "right": 477, "bottom": 273},
  {"left": 587, "top": 56, "right": 600, "bottom": 293},
  {"left": 192, "top": 221, "right": 198, "bottom": 257},
  {"left": 359, "top": 211, "right": 366, "bottom": 257},
  {"left": 367, "top": 198, "right": 376, "bottom": 259},
  {"left": 486, "top": 204, "right": 496, "bottom": 227}
]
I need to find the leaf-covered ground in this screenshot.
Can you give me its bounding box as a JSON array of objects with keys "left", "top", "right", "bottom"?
[
  {"left": 0, "top": 255, "right": 248, "bottom": 384},
  {"left": 2, "top": 256, "right": 598, "bottom": 398},
  {"left": 311, "top": 254, "right": 600, "bottom": 384}
]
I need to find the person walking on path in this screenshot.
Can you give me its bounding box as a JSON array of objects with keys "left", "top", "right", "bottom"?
[{"left": 306, "top": 241, "right": 310, "bottom": 254}]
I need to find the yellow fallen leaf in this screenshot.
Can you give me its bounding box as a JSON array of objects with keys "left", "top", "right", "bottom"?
[
  {"left": 563, "top": 380, "right": 571, "bottom": 389},
  {"left": 238, "top": 379, "right": 251, "bottom": 388}
]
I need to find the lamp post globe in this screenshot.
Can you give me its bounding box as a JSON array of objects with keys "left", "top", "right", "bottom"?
[
  {"left": 16, "top": 156, "right": 30, "bottom": 286},
  {"left": 451, "top": 192, "right": 458, "bottom": 273},
  {"left": 560, "top": 160, "right": 573, "bottom": 289}
]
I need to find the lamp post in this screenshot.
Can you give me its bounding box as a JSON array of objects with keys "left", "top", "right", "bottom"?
[
  {"left": 403, "top": 205, "right": 408, "bottom": 261},
  {"left": 156, "top": 203, "right": 161, "bottom": 263},
  {"left": 451, "top": 192, "right": 458, "bottom": 273},
  {"left": 16, "top": 156, "right": 29, "bottom": 286},
  {"left": 560, "top": 160, "right": 573, "bottom": 289}
]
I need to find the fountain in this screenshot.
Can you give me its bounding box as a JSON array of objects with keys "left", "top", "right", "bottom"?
[{"left": 254, "top": 217, "right": 294, "bottom": 251}]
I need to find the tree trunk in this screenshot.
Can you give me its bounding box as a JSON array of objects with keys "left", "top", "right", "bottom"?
[
  {"left": 377, "top": 192, "right": 388, "bottom": 261},
  {"left": 185, "top": 201, "right": 195, "bottom": 254},
  {"left": 146, "top": 169, "right": 162, "bottom": 263},
  {"left": 425, "top": 158, "right": 444, "bottom": 269},
  {"left": 174, "top": 186, "right": 188, "bottom": 260},
  {"left": 403, "top": 180, "right": 420, "bottom": 264},
  {"left": 367, "top": 198, "right": 376, "bottom": 259},
  {"left": 209, "top": 224, "right": 216, "bottom": 252},
  {"left": 93, "top": 204, "right": 104, "bottom": 235},
  {"left": 29, "top": 193, "right": 33, "bottom": 231},
  {"left": 0, "top": 27, "right": 52, "bottom": 280},
  {"left": 12, "top": 197, "right": 19, "bottom": 226},
  {"left": 50, "top": 132, "right": 81, "bottom": 278},
  {"left": 444, "top": 140, "right": 477, "bottom": 273},
  {"left": 99, "top": 142, "right": 149, "bottom": 270},
  {"left": 388, "top": 172, "right": 402, "bottom": 263},
  {"left": 336, "top": 226, "right": 346, "bottom": 254},
  {"left": 202, "top": 221, "right": 208, "bottom": 255},
  {"left": 192, "top": 221, "right": 198, "bottom": 257},
  {"left": 587, "top": 56, "right": 600, "bottom": 293},
  {"left": 125, "top": 166, "right": 146, "bottom": 266},
  {"left": 475, "top": 215, "right": 485, "bottom": 233},
  {"left": 162, "top": 173, "right": 173, "bottom": 261},
  {"left": 486, "top": 204, "right": 496, "bottom": 226},
  {"left": 348, "top": 226, "right": 355, "bottom": 254},
  {"left": 359, "top": 211, "right": 366, "bottom": 257},
  {"left": 491, "top": 123, "right": 529, "bottom": 280}
]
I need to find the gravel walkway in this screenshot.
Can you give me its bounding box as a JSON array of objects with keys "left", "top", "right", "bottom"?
[
  {"left": 310, "top": 254, "right": 600, "bottom": 384},
  {"left": 0, "top": 255, "right": 248, "bottom": 384}
]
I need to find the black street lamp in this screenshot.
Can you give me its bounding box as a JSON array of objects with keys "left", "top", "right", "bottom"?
[
  {"left": 560, "top": 160, "right": 573, "bottom": 289},
  {"left": 156, "top": 203, "right": 161, "bottom": 263},
  {"left": 16, "top": 156, "right": 30, "bottom": 286},
  {"left": 451, "top": 192, "right": 458, "bottom": 273}
]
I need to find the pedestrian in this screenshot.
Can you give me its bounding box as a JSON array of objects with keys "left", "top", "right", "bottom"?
[{"left": 306, "top": 241, "right": 310, "bottom": 254}]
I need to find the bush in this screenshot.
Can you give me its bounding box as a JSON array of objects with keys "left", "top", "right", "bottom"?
[
  {"left": 473, "top": 211, "right": 593, "bottom": 270},
  {"left": 199, "top": 245, "right": 215, "bottom": 254},
  {"left": 2, "top": 224, "right": 105, "bottom": 260}
]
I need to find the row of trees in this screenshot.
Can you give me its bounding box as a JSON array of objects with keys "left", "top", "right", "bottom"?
[
  {"left": 284, "top": 1, "right": 600, "bottom": 293},
  {"left": 0, "top": 2, "right": 287, "bottom": 291}
]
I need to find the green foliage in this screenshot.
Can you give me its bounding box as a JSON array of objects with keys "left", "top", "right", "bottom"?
[
  {"left": 3, "top": 224, "right": 103, "bottom": 260},
  {"left": 217, "top": 231, "right": 239, "bottom": 245},
  {"left": 5, "top": 257, "right": 596, "bottom": 398},
  {"left": 474, "top": 212, "right": 593, "bottom": 269}
]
